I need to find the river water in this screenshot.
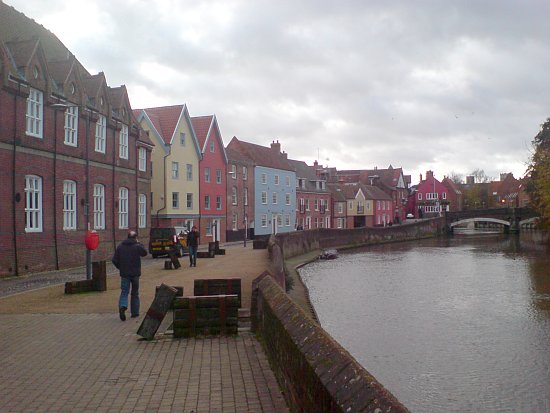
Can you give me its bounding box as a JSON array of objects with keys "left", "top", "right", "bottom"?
[{"left": 299, "top": 233, "right": 550, "bottom": 413}]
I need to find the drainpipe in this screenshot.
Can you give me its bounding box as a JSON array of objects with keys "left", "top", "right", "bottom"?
[
  {"left": 112, "top": 120, "right": 118, "bottom": 251},
  {"left": 156, "top": 143, "right": 171, "bottom": 226},
  {"left": 11, "top": 79, "right": 24, "bottom": 276}
]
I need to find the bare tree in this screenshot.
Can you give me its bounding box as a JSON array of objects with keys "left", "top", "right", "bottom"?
[
  {"left": 446, "top": 171, "right": 464, "bottom": 184},
  {"left": 470, "top": 168, "right": 493, "bottom": 183}
]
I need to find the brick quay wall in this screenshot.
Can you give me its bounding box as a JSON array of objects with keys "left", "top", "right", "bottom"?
[{"left": 252, "top": 219, "right": 445, "bottom": 412}]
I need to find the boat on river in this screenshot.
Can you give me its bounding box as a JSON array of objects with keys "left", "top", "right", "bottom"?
[{"left": 319, "top": 249, "right": 339, "bottom": 260}]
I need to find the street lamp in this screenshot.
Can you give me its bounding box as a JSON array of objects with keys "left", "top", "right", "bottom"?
[{"left": 52, "top": 103, "right": 94, "bottom": 279}]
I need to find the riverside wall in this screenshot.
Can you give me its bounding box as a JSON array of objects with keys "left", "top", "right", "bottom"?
[{"left": 254, "top": 219, "right": 445, "bottom": 412}]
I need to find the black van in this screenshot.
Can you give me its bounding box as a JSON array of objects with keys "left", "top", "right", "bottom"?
[{"left": 149, "top": 227, "right": 187, "bottom": 258}]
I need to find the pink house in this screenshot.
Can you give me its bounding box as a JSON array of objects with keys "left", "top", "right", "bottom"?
[
  {"left": 413, "top": 171, "right": 448, "bottom": 218},
  {"left": 191, "top": 115, "right": 228, "bottom": 243}
]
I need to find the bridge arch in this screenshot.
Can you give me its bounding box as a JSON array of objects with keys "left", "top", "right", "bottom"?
[{"left": 449, "top": 217, "right": 510, "bottom": 228}]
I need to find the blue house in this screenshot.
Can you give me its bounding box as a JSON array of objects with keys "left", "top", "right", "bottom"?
[{"left": 226, "top": 139, "right": 296, "bottom": 236}]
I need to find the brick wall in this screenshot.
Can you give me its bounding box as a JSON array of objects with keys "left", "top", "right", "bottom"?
[{"left": 251, "top": 275, "right": 410, "bottom": 412}]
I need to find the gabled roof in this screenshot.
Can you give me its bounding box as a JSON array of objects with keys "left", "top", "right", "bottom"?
[
  {"left": 330, "top": 183, "right": 390, "bottom": 201},
  {"left": 288, "top": 158, "right": 329, "bottom": 193},
  {"left": 442, "top": 177, "right": 462, "bottom": 194},
  {"left": 226, "top": 137, "right": 293, "bottom": 171},
  {"left": 136, "top": 104, "right": 202, "bottom": 158},
  {"left": 191, "top": 115, "right": 228, "bottom": 164}
]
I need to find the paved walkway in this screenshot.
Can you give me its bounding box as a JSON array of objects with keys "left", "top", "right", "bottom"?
[{"left": 0, "top": 244, "right": 289, "bottom": 413}]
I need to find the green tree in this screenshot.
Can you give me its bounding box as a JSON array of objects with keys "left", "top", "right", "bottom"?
[{"left": 526, "top": 118, "right": 550, "bottom": 228}]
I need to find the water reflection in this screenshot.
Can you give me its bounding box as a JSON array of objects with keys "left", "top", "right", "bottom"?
[{"left": 299, "top": 233, "right": 550, "bottom": 413}]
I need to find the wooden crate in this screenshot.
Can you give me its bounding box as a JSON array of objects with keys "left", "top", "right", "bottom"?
[
  {"left": 173, "top": 294, "right": 239, "bottom": 338},
  {"left": 194, "top": 278, "right": 241, "bottom": 307}
]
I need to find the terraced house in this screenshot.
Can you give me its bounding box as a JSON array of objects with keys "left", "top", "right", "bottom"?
[
  {"left": 0, "top": 3, "right": 153, "bottom": 276},
  {"left": 226, "top": 138, "right": 296, "bottom": 236},
  {"left": 191, "top": 115, "right": 228, "bottom": 242},
  {"left": 135, "top": 105, "right": 201, "bottom": 233}
]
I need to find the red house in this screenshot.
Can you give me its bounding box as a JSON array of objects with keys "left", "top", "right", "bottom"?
[
  {"left": 411, "top": 171, "right": 448, "bottom": 218},
  {"left": 191, "top": 115, "right": 228, "bottom": 242}
]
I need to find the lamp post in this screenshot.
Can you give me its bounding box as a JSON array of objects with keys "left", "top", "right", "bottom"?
[{"left": 53, "top": 103, "right": 94, "bottom": 279}]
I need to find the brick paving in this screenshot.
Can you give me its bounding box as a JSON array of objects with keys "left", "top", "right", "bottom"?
[{"left": 0, "top": 245, "right": 289, "bottom": 413}]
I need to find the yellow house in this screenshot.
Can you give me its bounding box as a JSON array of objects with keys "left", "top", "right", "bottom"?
[
  {"left": 135, "top": 104, "right": 202, "bottom": 231},
  {"left": 341, "top": 184, "right": 374, "bottom": 228}
]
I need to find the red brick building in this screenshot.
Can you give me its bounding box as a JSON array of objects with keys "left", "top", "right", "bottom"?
[
  {"left": 191, "top": 115, "right": 228, "bottom": 242},
  {"left": 290, "top": 159, "right": 331, "bottom": 230},
  {"left": 0, "top": 3, "right": 153, "bottom": 276}
]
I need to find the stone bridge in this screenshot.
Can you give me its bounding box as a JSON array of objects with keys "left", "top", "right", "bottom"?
[{"left": 445, "top": 207, "right": 539, "bottom": 233}]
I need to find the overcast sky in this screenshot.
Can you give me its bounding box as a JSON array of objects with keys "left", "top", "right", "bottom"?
[{"left": 7, "top": 0, "right": 549, "bottom": 184}]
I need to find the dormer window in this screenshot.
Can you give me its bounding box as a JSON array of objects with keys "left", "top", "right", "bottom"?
[
  {"left": 70, "top": 83, "right": 76, "bottom": 95},
  {"left": 33, "top": 65, "right": 39, "bottom": 79},
  {"left": 100, "top": 97, "right": 104, "bottom": 107}
]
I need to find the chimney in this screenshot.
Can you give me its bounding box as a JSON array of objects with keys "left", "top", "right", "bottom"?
[
  {"left": 314, "top": 160, "right": 318, "bottom": 167},
  {"left": 466, "top": 175, "right": 474, "bottom": 185},
  {"left": 282, "top": 151, "right": 287, "bottom": 159},
  {"left": 426, "top": 170, "right": 434, "bottom": 180},
  {"left": 419, "top": 173, "right": 423, "bottom": 182},
  {"left": 270, "top": 140, "right": 281, "bottom": 154},
  {"left": 500, "top": 173, "right": 509, "bottom": 181}
]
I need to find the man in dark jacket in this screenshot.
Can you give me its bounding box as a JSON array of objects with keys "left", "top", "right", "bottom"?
[
  {"left": 112, "top": 230, "right": 147, "bottom": 321},
  {"left": 186, "top": 226, "right": 199, "bottom": 267}
]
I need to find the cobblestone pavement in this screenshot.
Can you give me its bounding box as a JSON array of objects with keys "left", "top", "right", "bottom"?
[
  {"left": 0, "top": 245, "right": 289, "bottom": 413},
  {"left": 0, "top": 314, "right": 287, "bottom": 413}
]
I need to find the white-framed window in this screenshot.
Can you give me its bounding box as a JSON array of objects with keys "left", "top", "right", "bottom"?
[
  {"left": 338, "top": 203, "right": 343, "bottom": 214},
  {"left": 205, "top": 195, "right": 211, "bottom": 209},
  {"left": 244, "top": 188, "right": 248, "bottom": 206},
  {"left": 377, "top": 200, "right": 380, "bottom": 210},
  {"left": 118, "top": 187, "right": 129, "bottom": 229},
  {"left": 277, "top": 215, "right": 282, "bottom": 226},
  {"left": 442, "top": 192, "right": 447, "bottom": 200},
  {"left": 95, "top": 114, "right": 106, "bottom": 153},
  {"left": 26, "top": 88, "right": 43, "bottom": 138},
  {"left": 261, "top": 214, "right": 268, "bottom": 227},
  {"left": 232, "top": 213, "right": 238, "bottom": 230},
  {"left": 418, "top": 193, "right": 423, "bottom": 200},
  {"left": 314, "top": 199, "right": 319, "bottom": 211},
  {"left": 186, "top": 164, "right": 193, "bottom": 181},
  {"left": 325, "top": 216, "right": 331, "bottom": 228},
  {"left": 242, "top": 167, "right": 247, "bottom": 180},
  {"left": 286, "top": 176, "right": 291, "bottom": 186},
  {"left": 119, "top": 124, "right": 128, "bottom": 159},
  {"left": 138, "top": 147, "right": 147, "bottom": 171},
  {"left": 274, "top": 175, "right": 280, "bottom": 185},
  {"left": 209, "top": 140, "right": 215, "bottom": 152},
  {"left": 231, "top": 164, "right": 237, "bottom": 179},
  {"left": 25, "top": 175, "right": 42, "bottom": 232},
  {"left": 285, "top": 214, "right": 290, "bottom": 226},
  {"left": 180, "top": 132, "right": 186, "bottom": 146},
  {"left": 426, "top": 193, "right": 439, "bottom": 200},
  {"left": 306, "top": 199, "right": 310, "bottom": 211},
  {"left": 172, "top": 192, "right": 179, "bottom": 209},
  {"left": 216, "top": 169, "right": 222, "bottom": 184},
  {"left": 64, "top": 106, "right": 78, "bottom": 146},
  {"left": 337, "top": 218, "right": 344, "bottom": 228},
  {"left": 93, "top": 184, "right": 105, "bottom": 230},
  {"left": 186, "top": 193, "right": 193, "bottom": 209},
  {"left": 172, "top": 162, "right": 179, "bottom": 179},
  {"left": 206, "top": 221, "right": 212, "bottom": 236},
  {"left": 63, "top": 180, "right": 77, "bottom": 230},
  {"left": 138, "top": 194, "right": 147, "bottom": 228},
  {"left": 348, "top": 201, "right": 353, "bottom": 210},
  {"left": 232, "top": 187, "right": 238, "bottom": 205},
  {"left": 261, "top": 191, "right": 267, "bottom": 204},
  {"left": 272, "top": 192, "right": 278, "bottom": 204},
  {"left": 205, "top": 167, "right": 211, "bottom": 183},
  {"left": 216, "top": 196, "right": 222, "bottom": 210},
  {"left": 261, "top": 173, "right": 267, "bottom": 184}
]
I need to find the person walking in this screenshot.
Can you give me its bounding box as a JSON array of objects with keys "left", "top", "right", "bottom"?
[
  {"left": 112, "top": 230, "right": 147, "bottom": 321},
  {"left": 186, "top": 226, "right": 199, "bottom": 267}
]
